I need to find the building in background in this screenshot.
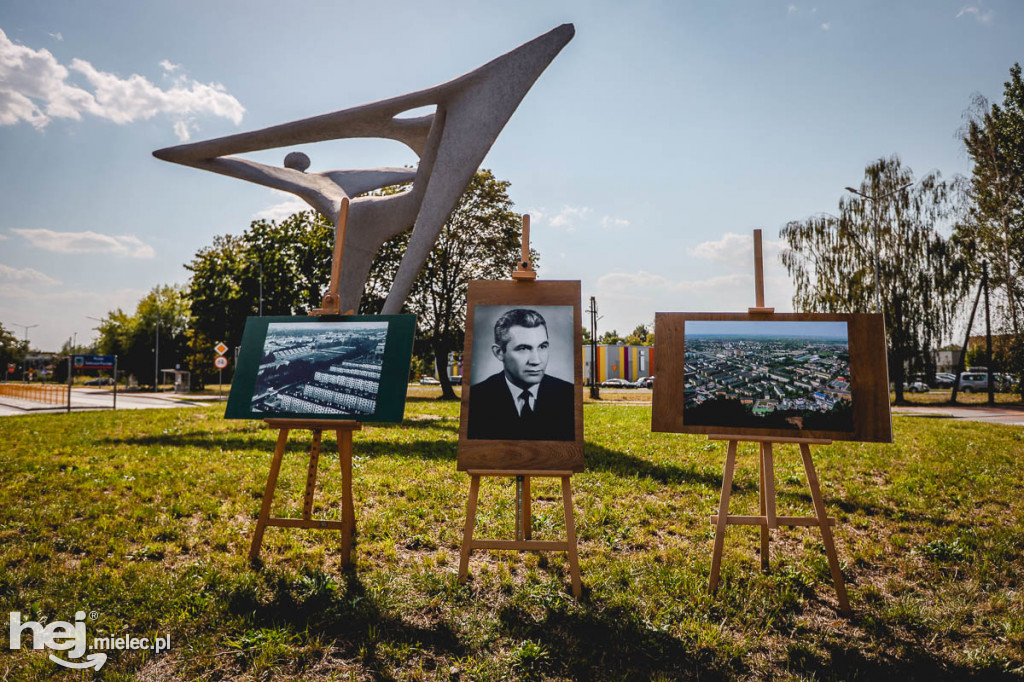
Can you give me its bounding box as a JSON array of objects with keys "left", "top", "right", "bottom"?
[{"left": 584, "top": 344, "right": 653, "bottom": 384}]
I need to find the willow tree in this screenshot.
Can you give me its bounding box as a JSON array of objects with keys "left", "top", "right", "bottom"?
[
  {"left": 780, "top": 155, "right": 970, "bottom": 404},
  {"left": 958, "top": 63, "right": 1024, "bottom": 395}
]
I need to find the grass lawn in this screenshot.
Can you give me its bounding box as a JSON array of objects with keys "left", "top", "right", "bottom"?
[{"left": 1, "top": 400, "right": 1023, "bottom": 680}]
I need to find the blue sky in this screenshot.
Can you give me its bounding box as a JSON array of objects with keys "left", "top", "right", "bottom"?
[
  {"left": 1, "top": 1, "right": 1021, "bottom": 350},
  {"left": 687, "top": 320, "right": 848, "bottom": 339}
]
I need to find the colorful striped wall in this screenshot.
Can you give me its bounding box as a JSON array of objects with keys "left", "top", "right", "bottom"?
[{"left": 582, "top": 345, "right": 654, "bottom": 382}]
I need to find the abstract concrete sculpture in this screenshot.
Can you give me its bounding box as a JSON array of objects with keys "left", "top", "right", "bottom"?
[{"left": 154, "top": 24, "right": 574, "bottom": 314}]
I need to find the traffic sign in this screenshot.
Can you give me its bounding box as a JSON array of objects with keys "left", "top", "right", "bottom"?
[
  {"left": 214, "top": 342, "right": 229, "bottom": 356},
  {"left": 214, "top": 356, "right": 228, "bottom": 369},
  {"left": 74, "top": 355, "right": 116, "bottom": 369}
]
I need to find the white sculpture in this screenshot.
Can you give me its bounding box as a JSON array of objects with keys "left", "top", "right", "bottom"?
[{"left": 154, "top": 24, "right": 574, "bottom": 313}]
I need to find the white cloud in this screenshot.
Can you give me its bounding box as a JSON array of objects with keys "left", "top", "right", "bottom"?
[
  {"left": 820, "top": 22, "right": 831, "bottom": 31},
  {"left": 0, "top": 28, "right": 244, "bottom": 133},
  {"left": 0, "top": 264, "right": 61, "bottom": 285},
  {"left": 173, "top": 119, "right": 191, "bottom": 142},
  {"left": 787, "top": 4, "right": 798, "bottom": 14},
  {"left": 686, "top": 232, "right": 783, "bottom": 269},
  {"left": 600, "top": 216, "right": 630, "bottom": 230},
  {"left": 547, "top": 205, "right": 591, "bottom": 232},
  {"left": 598, "top": 270, "right": 749, "bottom": 295},
  {"left": 0, "top": 234, "right": 7, "bottom": 241},
  {"left": 159, "top": 59, "right": 181, "bottom": 73},
  {"left": 253, "top": 193, "right": 312, "bottom": 222},
  {"left": 956, "top": 5, "right": 994, "bottom": 24},
  {"left": 12, "top": 229, "right": 156, "bottom": 258},
  {"left": 48, "top": 32, "right": 63, "bottom": 42}
]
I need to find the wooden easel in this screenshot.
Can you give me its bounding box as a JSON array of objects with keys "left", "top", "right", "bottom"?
[
  {"left": 706, "top": 229, "right": 851, "bottom": 615},
  {"left": 457, "top": 215, "right": 583, "bottom": 597},
  {"left": 249, "top": 198, "right": 364, "bottom": 566}
]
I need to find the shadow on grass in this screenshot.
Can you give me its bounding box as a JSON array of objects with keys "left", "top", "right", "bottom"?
[
  {"left": 497, "top": 601, "right": 740, "bottom": 680},
  {"left": 785, "top": 620, "right": 1017, "bottom": 681},
  {"left": 224, "top": 566, "right": 465, "bottom": 679},
  {"left": 585, "top": 442, "right": 739, "bottom": 490}
]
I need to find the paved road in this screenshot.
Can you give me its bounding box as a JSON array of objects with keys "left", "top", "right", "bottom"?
[
  {"left": 893, "top": 404, "right": 1024, "bottom": 426},
  {"left": 0, "top": 388, "right": 224, "bottom": 417}
]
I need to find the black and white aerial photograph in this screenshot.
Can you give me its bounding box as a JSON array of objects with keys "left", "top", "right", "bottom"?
[
  {"left": 251, "top": 321, "right": 389, "bottom": 417},
  {"left": 684, "top": 320, "right": 853, "bottom": 432}
]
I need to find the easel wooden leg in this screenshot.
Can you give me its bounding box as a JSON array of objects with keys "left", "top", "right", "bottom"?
[
  {"left": 337, "top": 428, "right": 355, "bottom": 566},
  {"left": 561, "top": 475, "right": 582, "bottom": 598},
  {"left": 458, "top": 474, "right": 481, "bottom": 583},
  {"left": 302, "top": 430, "right": 323, "bottom": 520},
  {"left": 522, "top": 476, "right": 532, "bottom": 540},
  {"left": 758, "top": 444, "right": 769, "bottom": 570},
  {"left": 799, "top": 443, "right": 851, "bottom": 615},
  {"left": 249, "top": 428, "right": 289, "bottom": 562},
  {"left": 709, "top": 440, "right": 738, "bottom": 592},
  {"left": 759, "top": 442, "right": 778, "bottom": 570}
]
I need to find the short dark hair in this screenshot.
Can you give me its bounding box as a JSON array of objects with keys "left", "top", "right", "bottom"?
[{"left": 493, "top": 308, "right": 547, "bottom": 351}]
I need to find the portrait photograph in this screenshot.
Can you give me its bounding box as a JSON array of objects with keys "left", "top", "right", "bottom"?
[
  {"left": 226, "top": 314, "right": 416, "bottom": 423},
  {"left": 467, "top": 304, "right": 576, "bottom": 441},
  {"left": 457, "top": 280, "right": 584, "bottom": 472}
]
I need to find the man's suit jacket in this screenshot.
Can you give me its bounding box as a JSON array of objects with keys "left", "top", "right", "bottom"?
[{"left": 467, "top": 371, "right": 576, "bottom": 441}]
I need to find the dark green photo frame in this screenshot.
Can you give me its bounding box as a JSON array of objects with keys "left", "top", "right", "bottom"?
[{"left": 225, "top": 314, "right": 416, "bottom": 423}]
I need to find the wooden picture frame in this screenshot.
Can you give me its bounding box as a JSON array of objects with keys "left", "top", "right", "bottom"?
[
  {"left": 226, "top": 314, "right": 416, "bottom": 423},
  {"left": 652, "top": 312, "right": 892, "bottom": 443},
  {"left": 457, "top": 280, "right": 584, "bottom": 471}
]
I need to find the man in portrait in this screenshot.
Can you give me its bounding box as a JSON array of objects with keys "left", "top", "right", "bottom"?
[{"left": 467, "top": 308, "right": 575, "bottom": 441}]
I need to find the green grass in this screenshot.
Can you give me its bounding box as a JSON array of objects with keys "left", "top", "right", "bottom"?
[{"left": 1, "top": 400, "right": 1023, "bottom": 680}]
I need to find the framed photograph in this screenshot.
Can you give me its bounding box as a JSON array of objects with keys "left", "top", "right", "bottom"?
[
  {"left": 225, "top": 314, "right": 416, "bottom": 422},
  {"left": 652, "top": 312, "right": 892, "bottom": 442},
  {"left": 457, "top": 280, "right": 584, "bottom": 472}
]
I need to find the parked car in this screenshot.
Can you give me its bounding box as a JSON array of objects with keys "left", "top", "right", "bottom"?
[
  {"left": 933, "top": 373, "right": 956, "bottom": 388},
  {"left": 601, "top": 378, "right": 633, "bottom": 388},
  {"left": 636, "top": 376, "right": 655, "bottom": 388},
  {"left": 957, "top": 372, "right": 990, "bottom": 393},
  {"left": 419, "top": 376, "right": 440, "bottom": 385},
  {"left": 448, "top": 375, "right": 463, "bottom": 385},
  {"left": 84, "top": 377, "right": 114, "bottom": 386},
  {"left": 903, "top": 381, "right": 930, "bottom": 393}
]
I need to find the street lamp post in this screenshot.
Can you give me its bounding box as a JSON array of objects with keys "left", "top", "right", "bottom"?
[
  {"left": 154, "top": 318, "right": 160, "bottom": 392},
  {"left": 11, "top": 322, "right": 38, "bottom": 382},
  {"left": 844, "top": 182, "right": 914, "bottom": 315},
  {"left": 249, "top": 258, "right": 264, "bottom": 316}
]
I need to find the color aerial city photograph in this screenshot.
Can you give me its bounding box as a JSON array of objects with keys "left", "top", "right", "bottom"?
[
  {"left": 252, "top": 321, "right": 388, "bottom": 416},
  {"left": 684, "top": 320, "right": 853, "bottom": 432}
]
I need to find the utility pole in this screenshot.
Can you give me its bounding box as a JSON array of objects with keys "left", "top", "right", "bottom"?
[
  {"left": 586, "top": 296, "right": 600, "bottom": 399},
  {"left": 154, "top": 318, "right": 160, "bottom": 392},
  {"left": 11, "top": 322, "right": 38, "bottom": 382},
  {"left": 983, "top": 261, "right": 995, "bottom": 405}
]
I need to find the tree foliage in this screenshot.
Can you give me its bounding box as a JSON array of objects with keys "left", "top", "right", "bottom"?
[
  {"left": 94, "top": 285, "right": 189, "bottom": 388},
  {"left": 780, "top": 155, "right": 971, "bottom": 403},
  {"left": 184, "top": 212, "right": 334, "bottom": 386},
  {"left": 0, "top": 322, "right": 27, "bottom": 379},
  {"left": 184, "top": 170, "right": 524, "bottom": 398},
  {"left": 363, "top": 170, "right": 525, "bottom": 399},
  {"left": 958, "top": 62, "right": 1024, "bottom": 393}
]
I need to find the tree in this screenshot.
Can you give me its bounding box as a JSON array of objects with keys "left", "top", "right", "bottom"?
[
  {"left": 0, "top": 322, "right": 26, "bottom": 380},
  {"left": 958, "top": 63, "right": 1024, "bottom": 394},
  {"left": 95, "top": 285, "right": 189, "bottom": 389},
  {"left": 780, "top": 155, "right": 971, "bottom": 404},
  {"left": 625, "top": 324, "right": 652, "bottom": 346},
  {"left": 365, "top": 170, "right": 525, "bottom": 399},
  {"left": 185, "top": 212, "right": 334, "bottom": 386},
  {"left": 600, "top": 330, "right": 624, "bottom": 345}
]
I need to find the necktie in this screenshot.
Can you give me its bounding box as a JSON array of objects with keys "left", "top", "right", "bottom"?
[{"left": 519, "top": 390, "right": 534, "bottom": 419}]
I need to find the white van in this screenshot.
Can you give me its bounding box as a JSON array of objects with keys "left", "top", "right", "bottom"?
[{"left": 958, "top": 372, "right": 990, "bottom": 392}]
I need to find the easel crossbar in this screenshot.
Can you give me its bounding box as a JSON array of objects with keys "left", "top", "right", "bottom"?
[
  {"left": 710, "top": 515, "right": 836, "bottom": 527},
  {"left": 459, "top": 471, "right": 582, "bottom": 597}
]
